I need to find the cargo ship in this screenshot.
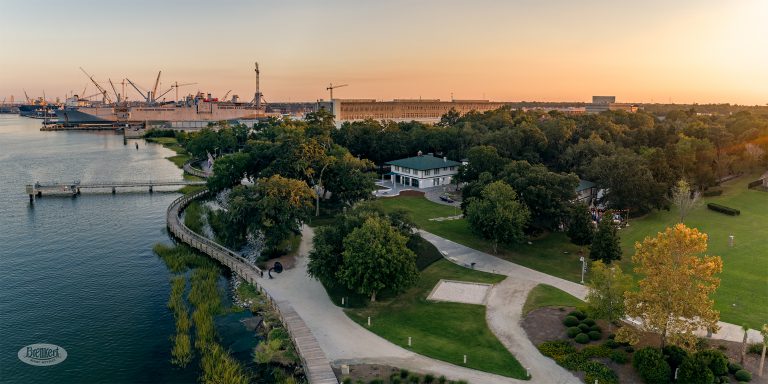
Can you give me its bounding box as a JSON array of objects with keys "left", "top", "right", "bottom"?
[{"left": 53, "top": 63, "right": 275, "bottom": 127}]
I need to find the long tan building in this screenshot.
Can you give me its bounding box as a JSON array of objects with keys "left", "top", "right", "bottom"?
[{"left": 331, "top": 98, "right": 510, "bottom": 125}]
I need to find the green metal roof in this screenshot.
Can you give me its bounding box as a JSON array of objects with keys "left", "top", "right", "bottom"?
[
  {"left": 577, "top": 179, "right": 596, "bottom": 191},
  {"left": 386, "top": 155, "right": 461, "bottom": 171}
]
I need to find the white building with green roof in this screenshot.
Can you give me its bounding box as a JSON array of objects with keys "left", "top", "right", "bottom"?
[{"left": 385, "top": 153, "right": 461, "bottom": 188}]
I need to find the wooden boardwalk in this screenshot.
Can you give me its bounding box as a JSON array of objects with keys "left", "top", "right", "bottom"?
[
  {"left": 26, "top": 179, "right": 205, "bottom": 197},
  {"left": 166, "top": 190, "right": 338, "bottom": 384}
]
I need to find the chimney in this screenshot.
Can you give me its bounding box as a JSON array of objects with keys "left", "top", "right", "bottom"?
[
  {"left": 417, "top": 150, "right": 423, "bottom": 157},
  {"left": 443, "top": 156, "right": 447, "bottom": 162}
]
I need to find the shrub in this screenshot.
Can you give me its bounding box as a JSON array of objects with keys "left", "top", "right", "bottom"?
[
  {"left": 610, "top": 350, "right": 629, "bottom": 364},
  {"left": 369, "top": 380, "right": 384, "bottom": 384},
  {"left": 568, "top": 310, "right": 587, "bottom": 320},
  {"left": 707, "top": 203, "right": 740, "bottom": 216},
  {"left": 563, "top": 316, "right": 580, "bottom": 327},
  {"left": 728, "top": 362, "right": 743, "bottom": 374},
  {"left": 400, "top": 369, "right": 410, "bottom": 379},
  {"left": 697, "top": 350, "right": 728, "bottom": 376},
  {"left": 583, "top": 345, "right": 612, "bottom": 358},
  {"left": 662, "top": 345, "right": 688, "bottom": 370},
  {"left": 734, "top": 369, "right": 752, "bottom": 382},
  {"left": 556, "top": 351, "right": 587, "bottom": 370},
  {"left": 583, "top": 360, "right": 619, "bottom": 384},
  {"left": 566, "top": 327, "right": 581, "bottom": 338},
  {"left": 603, "top": 339, "right": 620, "bottom": 349},
  {"left": 575, "top": 333, "right": 590, "bottom": 344},
  {"left": 343, "top": 379, "right": 353, "bottom": 384},
  {"left": 423, "top": 374, "right": 435, "bottom": 383},
  {"left": 677, "top": 354, "right": 714, "bottom": 384},
  {"left": 608, "top": 333, "right": 616, "bottom": 340},
  {"left": 581, "top": 318, "right": 596, "bottom": 326},
  {"left": 633, "top": 347, "right": 671, "bottom": 384},
  {"left": 408, "top": 374, "right": 420, "bottom": 383},
  {"left": 588, "top": 325, "right": 602, "bottom": 333},
  {"left": 588, "top": 331, "right": 602, "bottom": 340},
  {"left": 717, "top": 376, "right": 729, "bottom": 384},
  {"left": 391, "top": 378, "right": 402, "bottom": 384},
  {"left": 538, "top": 340, "right": 576, "bottom": 358},
  {"left": 625, "top": 346, "right": 634, "bottom": 353},
  {"left": 748, "top": 343, "right": 763, "bottom": 355},
  {"left": 578, "top": 323, "right": 590, "bottom": 332}
]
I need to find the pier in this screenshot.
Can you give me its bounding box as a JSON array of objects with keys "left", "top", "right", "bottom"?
[{"left": 26, "top": 180, "right": 206, "bottom": 201}]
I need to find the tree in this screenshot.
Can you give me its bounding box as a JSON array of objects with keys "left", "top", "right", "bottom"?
[
  {"left": 207, "top": 152, "right": 250, "bottom": 192},
  {"left": 586, "top": 261, "right": 632, "bottom": 332},
  {"left": 669, "top": 179, "right": 700, "bottom": 223},
  {"left": 566, "top": 204, "right": 595, "bottom": 245},
  {"left": 323, "top": 152, "right": 376, "bottom": 207},
  {"left": 499, "top": 160, "right": 578, "bottom": 230},
  {"left": 588, "top": 151, "right": 667, "bottom": 213},
  {"left": 457, "top": 145, "right": 507, "bottom": 182},
  {"left": 252, "top": 175, "right": 315, "bottom": 249},
  {"left": 339, "top": 216, "right": 418, "bottom": 302},
  {"left": 617, "top": 224, "right": 723, "bottom": 350},
  {"left": 465, "top": 180, "right": 530, "bottom": 253},
  {"left": 589, "top": 214, "right": 622, "bottom": 264}
]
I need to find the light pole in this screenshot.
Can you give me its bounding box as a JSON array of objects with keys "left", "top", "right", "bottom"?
[{"left": 579, "top": 256, "right": 586, "bottom": 284}]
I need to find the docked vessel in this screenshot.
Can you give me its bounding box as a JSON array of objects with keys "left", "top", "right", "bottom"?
[{"left": 53, "top": 63, "right": 275, "bottom": 128}]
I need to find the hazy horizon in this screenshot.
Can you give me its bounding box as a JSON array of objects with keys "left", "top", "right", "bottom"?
[{"left": 1, "top": 0, "right": 766, "bottom": 105}]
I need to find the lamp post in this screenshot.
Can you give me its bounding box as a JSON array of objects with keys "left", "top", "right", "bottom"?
[{"left": 580, "top": 256, "right": 586, "bottom": 284}]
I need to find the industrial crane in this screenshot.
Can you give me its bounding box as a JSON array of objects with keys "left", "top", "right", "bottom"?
[
  {"left": 151, "top": 71, "right": 162, "bottom": 103},
  {"left": 79, "top": 67, "right": 113, "bottom": 104},
  {"left": 222, "top": 90, "right": 232, "bottom": 101},
  {"left": 108, "top": 79, "right": 120, "bottom": 103},
  {"left": 326, "top": 83, "right": 348, "bottom": 100},
  {"left": 23, "top": 89, "right": 31, "bottom": 103},
  {"left": 125, "top": 78, "right": 149, "bottom": 103}
]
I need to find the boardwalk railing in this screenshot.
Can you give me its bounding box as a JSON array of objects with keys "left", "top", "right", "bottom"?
[
  {"left": 183, "top": 160, "right": 210, "bottom": 178},
  {"left": 166, "top": 189, "right": 338, "bottom": 384}
]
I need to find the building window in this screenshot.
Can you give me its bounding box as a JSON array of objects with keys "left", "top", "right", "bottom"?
[{"left": 424, "top": 170, "right": 431, "bottom": 176}]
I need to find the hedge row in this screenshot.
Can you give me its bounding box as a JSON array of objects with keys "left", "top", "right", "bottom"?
[
  {"left": 747, "top": 179, "right": 763, "bottom": 189},
  {"left": 707, "top": 203, "right": 740, "bottom": 216},
  {"left": 702, "top": 189, "right": 723, "bottom": 197}
]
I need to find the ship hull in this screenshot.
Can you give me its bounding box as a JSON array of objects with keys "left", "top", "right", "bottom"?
[{"left": 55, "top": 103, "right": 274, "bottom": 125}]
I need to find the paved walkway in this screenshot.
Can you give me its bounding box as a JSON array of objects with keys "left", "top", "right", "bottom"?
[
  {"left": 418, "top": 231, "right": 764, "bottom": 344},
  {"left": 259, "top": 226, "right": 551, "bottom": 384}
]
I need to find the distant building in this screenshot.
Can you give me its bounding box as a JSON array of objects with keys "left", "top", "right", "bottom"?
[
  {"left": 575, "top": 179, "right": 597, "bottom": 205},
  {"left": 331, "top": 98, "right": 509, "bottom": 125},
  {"left": 586, "top": 96, "right": 638, "bottom": 114},
  {"left": 386, "top": 153, "right": 461, "bottom": 188}
]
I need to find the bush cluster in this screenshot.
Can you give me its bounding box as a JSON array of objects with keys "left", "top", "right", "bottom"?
[
  {"left": 734, "top": 369, "right": 752, "bottom": 382},
  {"left": 563, "top": 316, "right": 580, "bottom": 327},
  {"left": 574, "top": 333, "right": 590, "bottom": 344},
  {"left": 538, "top": 340, "right": 577, "bottom": 358},
  {"left": 609, "top": 350, "right": 629, "bottom": 364},
  {"left": 632, "top": 347, "right": 671, "bottom": 384}
]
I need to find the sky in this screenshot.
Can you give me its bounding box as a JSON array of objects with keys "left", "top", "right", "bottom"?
[{"left": 1, "top": 0, "right": 767, "bottom": 105}]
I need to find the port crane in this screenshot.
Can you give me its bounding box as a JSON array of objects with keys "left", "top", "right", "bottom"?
[
  {"left": 326, "top": 83, "right": 348, "bottom": 100},
  {"left": 151, "top": 71, "right": 162, "bottom": 103},
  {"left": 79, "top": 67, "right": 113, "bottom": 104},
  {"left": 222, "top": 90, "right": 232, "bottom": 101},
  {"left": 125, "top": 78, "right": 149, "bottom": 103}
]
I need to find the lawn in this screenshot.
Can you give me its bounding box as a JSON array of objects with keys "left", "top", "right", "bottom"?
[
  {"left": 374, "top": 197, "right": 589, "bottom": 283},
  {"left": 345, "top": 259, "right": 528, "bottom": 379},
  {"left": 619, "top": 175, "right": 768, "bottom": 329},
  {"left": 375, "top": 174, "right": 768, "bottom": 329},
  {"left": 522, "top": 284, "right": 584, "bottom": 316}
]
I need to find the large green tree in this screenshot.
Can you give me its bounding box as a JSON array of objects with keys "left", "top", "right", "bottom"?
[
  {"left": 339, "top": 216, "right": 418, "bottom": 302},
  {"left": 465, "top": 180, "right": 530, "bottom": 253},
  {"left": 566, "top": 203, "right": 595, "bottom": 245},
  {"left": 499, "top": 160, "right": 578, "bottom": 230},
  {"left": 207, "top": 152, "right": 250, "bottom": 192},
  {"left": 589, "top": 214, "right": 622, "bottom": 264}
]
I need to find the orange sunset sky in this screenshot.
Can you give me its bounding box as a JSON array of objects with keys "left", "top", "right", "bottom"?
[{"left": 1, "top": 0, "right": 767, "bottom": 104}]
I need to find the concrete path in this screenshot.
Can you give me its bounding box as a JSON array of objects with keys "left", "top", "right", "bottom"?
[
  {"left": 258, "top": 226, "right": 547, "bottom": 384},
  {"left": 418, "top": 231, "right": 764, "bottom": 344}
]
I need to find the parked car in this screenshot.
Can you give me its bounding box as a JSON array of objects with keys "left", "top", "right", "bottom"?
[{"left": 439, "top": 195, "right": 454, "bottom": 203}]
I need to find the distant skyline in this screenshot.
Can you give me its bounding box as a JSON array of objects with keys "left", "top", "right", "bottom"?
[{"left": 1, "top": 0, "right": 767, "bottom": 105}]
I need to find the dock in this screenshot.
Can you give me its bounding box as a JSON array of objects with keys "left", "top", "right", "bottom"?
[{"left": 26, "top": 180, "right": 206, "bottom": 201}]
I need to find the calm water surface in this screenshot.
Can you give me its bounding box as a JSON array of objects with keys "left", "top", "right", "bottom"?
[{"left": 0, "top": 115, "right": 250, "bottom": 383}]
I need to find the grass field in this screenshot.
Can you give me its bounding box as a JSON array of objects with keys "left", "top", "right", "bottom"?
[
  {"left": 375, "top": 175, "right": 768, "bottom": 329},
  {"left": 619, "top": 175, "right": 768, "bottom": 328},
  {"left": 346, "top": 259, "right": 529, "bottom": 379},
  {"left": 522, "top": 284, "right": 584, "bottom": 316}
]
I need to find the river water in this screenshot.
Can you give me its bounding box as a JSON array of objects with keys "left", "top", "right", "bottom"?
[{"left": 0, "top": 115, "right": 252, "bottom": 383}]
